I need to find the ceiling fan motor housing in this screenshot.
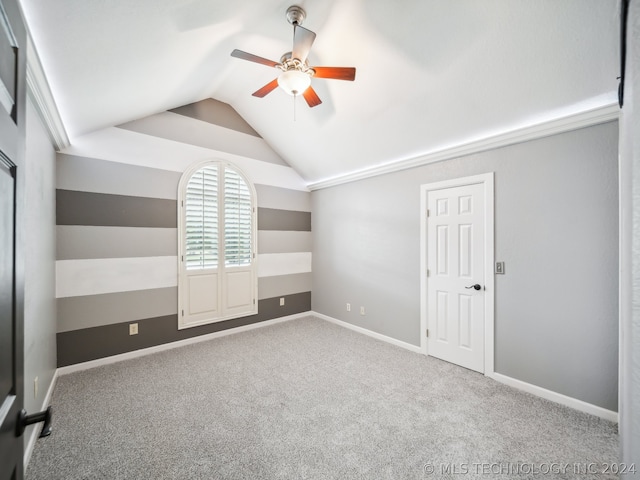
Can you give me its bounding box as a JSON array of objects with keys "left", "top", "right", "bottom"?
[{"left": 279, "top": 53, "right": 314, "bottom": 74}]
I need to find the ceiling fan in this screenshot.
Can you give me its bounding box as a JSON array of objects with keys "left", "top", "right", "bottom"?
[{"left": 230, "top": 5, "right": 356, "bottom": 108}]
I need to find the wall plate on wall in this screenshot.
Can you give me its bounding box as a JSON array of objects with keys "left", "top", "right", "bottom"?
[{"left": 495, "top": 262, "right": 505, "bottom": 274}]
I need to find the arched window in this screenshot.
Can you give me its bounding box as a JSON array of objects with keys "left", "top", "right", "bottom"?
[{"left": 178, "top": 161, "right": 257, "bottom": 329}]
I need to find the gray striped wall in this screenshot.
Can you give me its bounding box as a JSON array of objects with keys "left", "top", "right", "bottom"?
[{"left": 56, "top": 99, "right": 311, "bottom": 366}]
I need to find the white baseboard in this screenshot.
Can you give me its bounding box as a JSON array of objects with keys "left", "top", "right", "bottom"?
[
  {"left": 24, "top": 368, "right": 59, "bottom": 469},
  {"left": 489, "top": 372, "right": 618, "bottom": 423},
  {"left": 311, "top": 311, "right": 422, "bottom": 354},
  {"left": 57, "top": 312, "right": 311, "bottom": 376}
]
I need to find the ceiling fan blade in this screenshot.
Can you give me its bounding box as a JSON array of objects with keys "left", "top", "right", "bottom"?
[
  {"left": 302, "top": 86, "right": 322, "bottom": 108},
  {"left": 292, "top": 25, "right": 316, "bottom": 63},
  {"left": 312, "top": 67, "right": 356, "bottom": 81},
  {"left": 231, "top": 49, "right": 280, "bottom": 68},
  {"left": 252, "top": 79, "right": 280, "bottom": 98}
]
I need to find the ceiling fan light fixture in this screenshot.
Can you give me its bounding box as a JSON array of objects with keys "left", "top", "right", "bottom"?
[
  {"left": 277, "top": 69, "right": 311, "bottom": 96},
  {"left": 230, "top": 4, "right": 355, "bottom": 108}
]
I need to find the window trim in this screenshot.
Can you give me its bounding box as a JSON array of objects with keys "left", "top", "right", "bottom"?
[{"left": 177, "top": 159, "right": 258, "bottom": 330}]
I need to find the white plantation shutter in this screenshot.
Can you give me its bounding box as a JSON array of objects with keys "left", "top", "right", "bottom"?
[
  {"left": 185, "top": 166, "right": 218, "bottom": 270},
  {"left": 224, "top": 167, "right": 252, "bottom": 267},
  {"left": 178, "top": 161, "right": 257, "bottom": 329}
]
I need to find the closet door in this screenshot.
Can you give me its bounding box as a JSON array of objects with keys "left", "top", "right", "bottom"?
[{"left": 0, "top": 0, "right": 26, "bottom": 478}]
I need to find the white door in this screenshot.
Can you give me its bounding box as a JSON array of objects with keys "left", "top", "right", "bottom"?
[{"left": 427, "top": 183, "right": 485, "bottom": 372}]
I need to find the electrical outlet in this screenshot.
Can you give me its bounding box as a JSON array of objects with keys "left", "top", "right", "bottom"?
[
  {"left": 346, "top": 303, "right": 351, "bottom": 312},
  {"left": 360, "top": 306, "right": 366, "bottom": 316},
  {"left": 34, "top": 377, "right": 38, "bottom": 399},
  {"left": 280, "top": 297, "right": 285, "bottom": 306},
  {"left": 129, "top": 323, "right": 138, "bottom": 335}
]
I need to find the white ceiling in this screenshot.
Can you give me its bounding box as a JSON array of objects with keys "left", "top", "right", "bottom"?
[{"left": 20, "top": 0, "right": 619, "bottom": 185}]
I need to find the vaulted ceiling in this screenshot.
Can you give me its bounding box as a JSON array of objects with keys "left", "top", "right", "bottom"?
[{"left": 20, "top": 0, "right": 619, "bottom": 185}]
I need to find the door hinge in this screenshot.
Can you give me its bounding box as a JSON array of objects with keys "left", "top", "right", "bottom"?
[
  {"left": 181, "top": 200, "right": 184, "bottom": 207},
  {"left": 253, "top": 299, "right": 256, "bottom": 305},
  {"left": 425, "top": 329, "right": 429, "bottom": 338},
  {"left": 426, "top": 209, "right": 430, "bottom": 217},
  {"left": 427, "top": 269, "right": 430, "bottom": 277},
  {"left": 181, "top": 255, "right": 184, "bottom": 262}
]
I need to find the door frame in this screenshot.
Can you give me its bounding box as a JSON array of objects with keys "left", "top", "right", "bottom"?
[
  {"left": 0, "top": 0, "right": 25, "bottom": 477},
  {"left": 420, "top": 172, "right": 495, "bottom": 375}
]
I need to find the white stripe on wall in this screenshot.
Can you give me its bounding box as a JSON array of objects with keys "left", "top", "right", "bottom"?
[
  {"left": 61, "top": 127, "right": 308, "bottom": 191},
  {"left": 56, "top": 256, "right": 178, "bottom": 298},
  {"left": 56, "top": 253, "right": 312, "bottom": 298},
  {"left": 257, "top": 253, "right": 312, "bottom": 278}
]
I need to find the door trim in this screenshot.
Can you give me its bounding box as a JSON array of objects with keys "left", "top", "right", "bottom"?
[{"left": 420, "top": 172, "right": 495, "bottom": 375}]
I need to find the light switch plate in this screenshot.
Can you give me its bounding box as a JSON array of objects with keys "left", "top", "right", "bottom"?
[{"left": 495, "top": 262, "right": 505, "bottom": 274}]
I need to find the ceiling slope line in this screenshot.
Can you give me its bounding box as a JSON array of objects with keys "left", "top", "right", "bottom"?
[
  {"left": 26, "top": 36, "right": 69, "bottom": 151},
  {"left": 307, "top": 102, "right": 620, "bottom": 191}
]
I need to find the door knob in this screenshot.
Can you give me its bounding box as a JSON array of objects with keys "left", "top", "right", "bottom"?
[
  {"left": 16, "top": 406, "right": 52, "bottom": 438},
  {"left": 465, "top": 284, "right": 482, "bottom": 291}
]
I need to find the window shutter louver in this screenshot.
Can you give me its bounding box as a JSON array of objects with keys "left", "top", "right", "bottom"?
[
  {"left": 185, "top": 166, "right": 218, "bottom": 270},
  {"left": 224, "top": 168, "right": 252, "bottom": 267}
]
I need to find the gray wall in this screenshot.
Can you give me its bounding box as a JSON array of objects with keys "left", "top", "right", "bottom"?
[
  {"left": 55, "top": 99, "right": 312, "bottom": 366},
  {"left": 23, "top": 99, "right": 57, "bottom": 444},
  {"left": 620, "top": 0, "right": 640, "bottom": 468},
  {"left": 312, "top": 122, "right": 619, "bottom": 411}
]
